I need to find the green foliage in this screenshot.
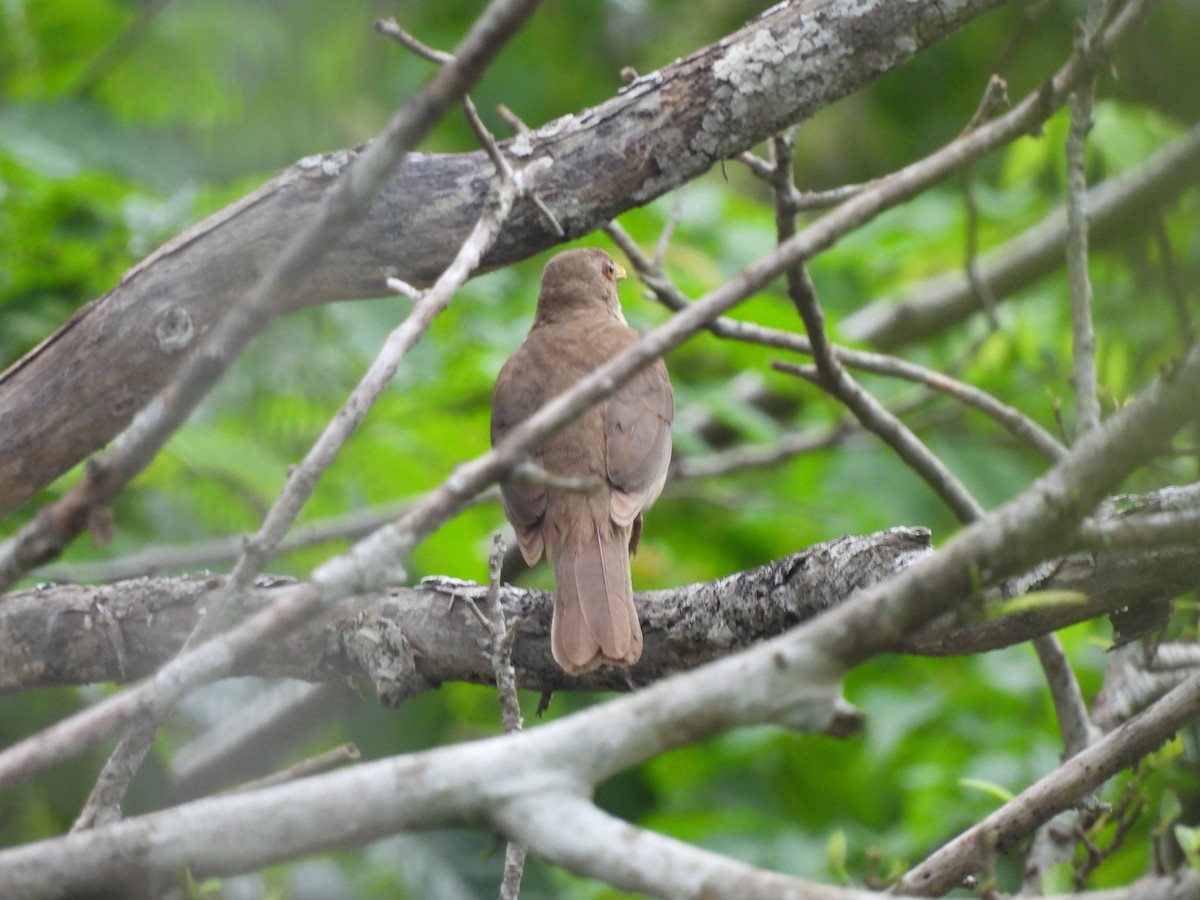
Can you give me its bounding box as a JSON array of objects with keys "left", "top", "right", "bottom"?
[{"left": 2, "top": 0, "right": 1199, "bottom": 896}]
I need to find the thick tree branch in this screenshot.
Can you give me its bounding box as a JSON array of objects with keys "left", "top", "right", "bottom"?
[
  {"left": 0, "top": 0, "right": 1016, "bottom": 518},
  {"left": 0, "top": 529, "right": 930, "bottom": 698},
  {"left": 5, "top": 485, "right": 1200, "bottom": 705}
]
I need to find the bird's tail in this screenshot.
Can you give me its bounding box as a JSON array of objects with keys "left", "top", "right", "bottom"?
[{"left": 550, "top": 514, "right": 642, "bottom": 674}]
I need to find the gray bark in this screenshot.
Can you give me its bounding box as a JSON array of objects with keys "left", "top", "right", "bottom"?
[{"left": 0, "top": 528, "right": 931, "bottom": 698}]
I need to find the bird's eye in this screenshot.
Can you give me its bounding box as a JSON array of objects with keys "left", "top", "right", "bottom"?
[{"left": 604, "top": 260, "right": 615, "bottom": 277}]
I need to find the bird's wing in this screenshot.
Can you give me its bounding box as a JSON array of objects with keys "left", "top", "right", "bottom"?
[
  {"left": 491, "top": 351, "right": 548, "bottom": 565},
  {"left": 605, "top": 357, "right": 674, "bottom": 527}
]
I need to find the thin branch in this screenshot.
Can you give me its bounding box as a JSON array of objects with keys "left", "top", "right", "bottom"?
[
  {"left": 229, "top": 743, "right": 360, "bottom": 794},
  {"left": 958, "top": 75, "right": 1012, "bottom": 329},
  {"left": 653, "top": 193, "right": 685, "bottom": 270},
  {"left": 482, "top": 534, "right": 524, "bottom": 737},
  {"left": 1065, "top": 21, "right": 1102, "bottom": 438},
  {"left": 480, "top": 533, "right": 527, "bottom": 898},
  {"left": 479, "top": 101, "right": 565, "bottom": 237},
  {"left": 1023, "top": 2, "right": 1117, "bottom": 886},
  {"left": 374, "top": 17, "right": 454, "bottom": 65},
  {"left": 669, "top": 423, "right": 850, "bottom": 480},
  {"left": 962, "top": 166, "right": 1002, "bottom": 330},
  {"left": 738, "top": 149, "right": 870, "bottom": 211},
  {"left": 1034, "top": 635, "right": 1101, "bottom": 758},
  {"left": 961, "top": 74, "right": 1011, "bottom": 134},
  {"left": 386, "top": 276, "right": 424, "bottom": 301},
  {"left": 774, "top": 352, "right": 987, "bottom": 520}
]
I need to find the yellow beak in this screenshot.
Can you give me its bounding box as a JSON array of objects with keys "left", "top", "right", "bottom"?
[{"left": 614, "top": 263, "right": 628, "bottom": 282}]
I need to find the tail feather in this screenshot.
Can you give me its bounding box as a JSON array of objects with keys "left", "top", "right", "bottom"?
[{"left": 550, "top": 519, "right": 642, "bottom": 674}]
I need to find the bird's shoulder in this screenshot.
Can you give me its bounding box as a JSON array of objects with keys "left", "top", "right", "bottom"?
[{"left": 520, "top": 315, "right": 638, "bottom": 377}]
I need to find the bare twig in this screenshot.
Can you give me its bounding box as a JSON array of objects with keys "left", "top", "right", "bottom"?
[
  {"left": 1065, "top": 24, "right": 1102, "bottom": 438},
  {"left": 962, "top": 167, "right": 1002, "bottom": 329},
  {"left": 1035, "top": 635, "right": 1102, "bottom": 758},
  {"left": 670, "top": 423, "right": 850, "bottom": 480},
  {"left": 962, "top": 74, "right": 1011, "bottom": 134},
  {"left": 738, "top": 148, "right": 870, "bottom": 211},
  {"left": 480, "top": 533, "right": 528, "bottom": 897},
  {"left": 960, "top": 76, "right": 1011, "bottom": 329},
  {"left": 1021, "top": 3, "right": 1121, "bottom": 887},
  {"left": 374, "top": 17, "right": 454, "bottom": 65},
  {"left": 478, "top": 102, "right": 564, "bottom": 236},
  {"left": 482, "top": 534, "right": 525, "bottom": 735},
  {"left": 386, "top": 276, "right": 424, "bottom": 301},
  {"left": 229, "top": 743, "right": 360, "bottom": 794},
  {"left": 654, "top": 193, "right": 685, "bottom": 271}
]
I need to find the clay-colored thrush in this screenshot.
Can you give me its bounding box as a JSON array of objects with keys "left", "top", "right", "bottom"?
[{"left": 491, "top": 248, "right": 674, "bottom": 674}]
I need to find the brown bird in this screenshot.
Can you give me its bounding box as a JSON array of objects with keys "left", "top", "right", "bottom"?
[{"left": 491, "top": 248, "right": 674, "bottom": 674}]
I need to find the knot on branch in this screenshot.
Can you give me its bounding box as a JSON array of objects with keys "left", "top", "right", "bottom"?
[{"left": 333, "top": 613, "right": 432, "bottom": 707}]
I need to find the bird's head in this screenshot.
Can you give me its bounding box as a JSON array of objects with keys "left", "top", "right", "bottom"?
[{"left": 534, "top": 247, "right": 629, "bottom": 325}]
